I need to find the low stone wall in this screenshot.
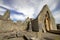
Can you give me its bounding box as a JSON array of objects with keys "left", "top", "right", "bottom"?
[{"left": 0, "top": 20, "right": 28, "bottom": 32}]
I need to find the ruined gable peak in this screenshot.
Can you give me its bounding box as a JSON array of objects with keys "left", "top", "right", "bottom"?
[
  {"left": 3, "top": 9, "right": 10, "bottom": 20},
  {"left": 36, "top": 4, "right": 50, "bottom": 19}
]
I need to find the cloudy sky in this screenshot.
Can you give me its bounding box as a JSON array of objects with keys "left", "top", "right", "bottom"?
[{"left": 0, "top": 0, "right": 60, "bottom": 23}]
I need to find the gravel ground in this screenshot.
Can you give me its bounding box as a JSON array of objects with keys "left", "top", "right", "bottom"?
[
  {"left": 41, "top": 32, "right": 60, "bottom": 40},
  {"left": 0, "top": 31, "right": 60, "bottom": 40}
]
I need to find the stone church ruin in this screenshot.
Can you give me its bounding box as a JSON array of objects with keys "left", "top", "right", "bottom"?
[{"left": 0, "top": 4, "right": 57, "bottom": 40}]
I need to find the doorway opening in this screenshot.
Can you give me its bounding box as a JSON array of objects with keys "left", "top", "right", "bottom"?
[{"left": 44, "top": 11, "right": 50, "bottom": 31}]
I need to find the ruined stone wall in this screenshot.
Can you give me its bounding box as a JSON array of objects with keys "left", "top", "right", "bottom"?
[
  {"left": 0, "top": 9, "right": 29, "bottom": 32},
  {"left": 2, "top": 10, "right": 10, "bottom": 20},
  {"left": 0, "top": 19, "right": 28, "bottom": 32},
  {"left": 16, "top": 21, "right": 28, "bottom": 31},
  {"left": 37, "top": 5, "right": 57, "bottom": 32},
  {"left": 0, "top": 20, "right": 17, "bottom": 32},
  {"left": 31, "top": 19, "right": 39, "bottom": 32}
]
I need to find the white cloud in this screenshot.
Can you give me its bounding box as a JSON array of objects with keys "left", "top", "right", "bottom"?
[
  {"left": 47, "top": 0, "right": 58, "bottom": 11},
  {"left": 0, "top": 0, "right": 12, "bottom": 9},
  {"left": 10, "top": 14, "right": 26, "bottom": 21},
  {"left": 17, "top": 7, "right": 34, "bottom": 18},
  {"left": 0, "top": 0, "right": 60, "bottom": 23},
  {"left": 0, "top": 7, "right": 6, "bottom": 15},
  {"left": 53, "top": 10, "right": 60, "bottom": 24},
  {"left": 0, "top": 0, "right": 3, "bottom": 5},
  {"left": 9, "top": 0, "right": 42, "bottom": 18},
  {"left": 0, "top": 8, "right": 5, "bottom": 11},
  {"left": 1, "top": 0, "right": 56, "bottom": 15},
  {"left": 37, "top": 0, "right": 58, "bottom": 11},
  {"left": 0, "top": 11, "right": 5, "bottom": 15}
]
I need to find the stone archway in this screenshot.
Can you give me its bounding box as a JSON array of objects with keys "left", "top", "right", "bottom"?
[{"left": 44, "top": 13, "right": 50, "bottom": 31}]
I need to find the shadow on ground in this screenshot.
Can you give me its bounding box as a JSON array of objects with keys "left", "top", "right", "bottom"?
[{"left": 44, "top": 37, "right": 54, "bottom": 40}]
